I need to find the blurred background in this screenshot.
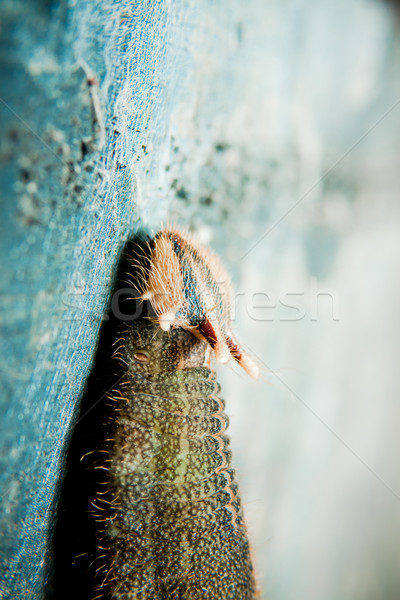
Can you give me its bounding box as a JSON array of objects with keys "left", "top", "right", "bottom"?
[{"left": 1, "top": 0, "right": 400, "bottom": 598}]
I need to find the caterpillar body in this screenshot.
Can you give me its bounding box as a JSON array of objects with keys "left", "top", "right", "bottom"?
[{"left": 98, "top": 317, "right": 257, "bottom": 599}]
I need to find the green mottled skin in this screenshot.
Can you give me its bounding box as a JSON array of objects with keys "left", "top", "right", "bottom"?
[{"left": 101, "top": 318, "right": 256, "bottom": 599}]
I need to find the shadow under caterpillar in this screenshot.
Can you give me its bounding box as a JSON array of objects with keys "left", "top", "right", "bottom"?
[{"left": 95, "top": 316, "right": 257, "bottom": 599}]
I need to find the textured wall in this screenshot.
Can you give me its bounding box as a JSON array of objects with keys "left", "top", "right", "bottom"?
[
  {"left": 0, "top": 1, "right": 200, "bottom": 596},
  {"left": 1, "top": 0, "right": 400, "bottom": 599}
]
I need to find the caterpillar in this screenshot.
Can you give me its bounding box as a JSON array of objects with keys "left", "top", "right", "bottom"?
[
  {"left": 92, "top": 229, "right": 258, "bottom": 599},
  {"left": 97, "top": 318, "right": 257, "bottom": 599}
]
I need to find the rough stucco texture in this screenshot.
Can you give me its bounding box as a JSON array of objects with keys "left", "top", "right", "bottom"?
[
  {"left": 2, "top": 1, "right": 400, "bottom": 599},
  {"left": 0, "top": 1, "right": 199, "bottom": 597}
]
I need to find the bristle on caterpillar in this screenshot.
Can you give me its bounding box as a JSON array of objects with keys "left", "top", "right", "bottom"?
[{"left": 136, "top": 228, "right": 259, "bottom": 379}]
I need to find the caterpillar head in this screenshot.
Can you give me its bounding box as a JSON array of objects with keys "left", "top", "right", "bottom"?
[
  {"left": 122, "top": 318, "right": 209, "bottom": 377},
  {"left": 137, "top": 228, "right": 259, "bottom": 379}
]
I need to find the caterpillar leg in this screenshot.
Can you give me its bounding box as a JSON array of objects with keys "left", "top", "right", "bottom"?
[
  {"left": 226, "top": 336, "right": 259, "bottom": 379},
  {"left": 158, "top": 311, "right": 176, "bottom": 331},
  {"left": 197, "top": 318, "right": 231, "bottom": 365},
  {"left": 197, "top": 319, "right": 258, "bottom": 377}
]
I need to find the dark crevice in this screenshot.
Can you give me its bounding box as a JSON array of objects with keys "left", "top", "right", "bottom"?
[{"left": 50, "top": 233, "right": 152, "bottom": 599}]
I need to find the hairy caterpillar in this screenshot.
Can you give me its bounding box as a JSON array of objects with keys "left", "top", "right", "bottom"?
[
  {"left": 96, "top": 317, "right": 257, "bottom": 599},
  {"left": 136, "top": 229, "right": 259, "bottom": 379},
  {"left": 90, "top": 229, "right": 258, "bottom": 598}
]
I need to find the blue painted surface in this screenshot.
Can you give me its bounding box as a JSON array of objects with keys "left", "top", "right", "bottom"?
[{"left": 0, "top": 1, "right": 197, "bottom": 597}]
